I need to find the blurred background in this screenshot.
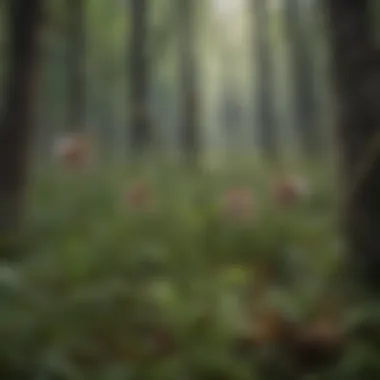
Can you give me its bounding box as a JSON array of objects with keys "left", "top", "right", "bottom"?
[
  {"left": 1, "top": 0, "right": 332, "bottom": 164},
  {"left": 0, "top": 0, "right": 380, "bottom": 379}
]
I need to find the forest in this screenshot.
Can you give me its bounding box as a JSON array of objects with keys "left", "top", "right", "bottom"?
[{"left": 0, "top": 0, "right": 380, "bottom": 379}]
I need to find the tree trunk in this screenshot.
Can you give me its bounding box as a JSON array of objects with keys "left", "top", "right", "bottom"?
[
  {"left": 178, "top": 0, "right": 200, "bottom": 161},
  {"left": 251, "top": 0, "right": 278, "bottom": 158},
  {"left": 0, "top": 0, "right": 43, "bottom": 245},
  {"left": 325, "top": 0, "right": 380, "bottom": 291},
  {"left": 219, "top": 44, "right": 242, "bottom": 153},
  {"left": 129, "top": 0, "right": 151, "bottom": 156},
  {"left": 67, "top": 0, "right": 85, "bottom": 132},
  {"left": 283, "top": 0, "right": 320, "bottom": 156}
]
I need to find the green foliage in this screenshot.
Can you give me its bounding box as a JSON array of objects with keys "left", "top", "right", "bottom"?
[{"left": 0, "top": 164, "right": 374, "bottom": 378}]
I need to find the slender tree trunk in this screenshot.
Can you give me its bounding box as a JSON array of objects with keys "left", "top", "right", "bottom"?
[
  {"left": 219, "top": 45, "right": 241, "bottom": 153},
  {"left": 251, "top": 0, "right": 278, "bottom": 158},
  {"left": 178, "top": 0, "right": 200, "bottom": 161},
  {"left": 99, "top": 74, "right": 114, "bottom": 161},
  {"left": 283, "top": 0, "right": 320, "bottom": 156},
  {"left": 221, "top": 82, "right": 242, "bottom": 152},
  {"left": 129, "top": 0, "right": 151, "bottom": 155},
  {"left": 325, "top": 0, "right": 380, "bottom": 290},
  {"left": 0, "top": 0, "right": 43, "bottom": 243},
  {"left": 67, "top": 0, "right": 85, "bottom": 132}
]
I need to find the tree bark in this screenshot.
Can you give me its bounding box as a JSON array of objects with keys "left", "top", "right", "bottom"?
[
  {"left": 325, "top": 0, "right": 380, "bottom": 290},
  {"left": 178, "top": 0, "right": 200, "bottom": 161},
  {"left": 0, "top": 0, "right": 43, "bottom": 245},
  {"left": 251, "top": 0, "right": 278, "bottom": 158},
  {"left": 129, "top": 0, "right": 151, "bottom": 155},
  {"left": 67, "top": 0, "right": 85, "bottom": 132},
  {"left": 283, "top": 0, "right": 320, "bottom": 156}
]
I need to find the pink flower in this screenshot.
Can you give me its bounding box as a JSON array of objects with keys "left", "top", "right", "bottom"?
[
  {"left": 272, "top": 175, "right": 309, "bottom": 207},
  {"left": 124, "top": 180, "right": 155, "bottom": 210},
  {"left": 221, "top": 187, "right": 256, "bottom": 221},
  {"left": 52, "top": 133, "right": 92, "bottom": 169}
]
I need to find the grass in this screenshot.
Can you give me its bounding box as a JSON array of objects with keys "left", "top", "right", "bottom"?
[{"left": 0, "top": 161, "right": 379, "bottom": 379}]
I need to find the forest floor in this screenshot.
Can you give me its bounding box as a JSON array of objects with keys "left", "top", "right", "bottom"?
[{"left": 1, "top": 162, "right": 378, "bottom": 379}]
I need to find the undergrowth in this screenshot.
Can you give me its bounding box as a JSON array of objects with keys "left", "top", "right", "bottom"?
[{"left": 0, "top": 162, "right": 378, "bottom": 379}]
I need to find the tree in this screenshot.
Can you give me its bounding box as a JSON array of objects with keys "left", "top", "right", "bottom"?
[
  {"left": 129, "top": 0, "right": 151, "bottom": 155},
  {"left": 219, "top": 52, "right": 243, "bottom": 152},
  {"left": 325, "top": 0, "right": 380, "bottom": 290},
  {"left": 0, "top": 0, "right": 43, "bottom": 245},
  {"left": 67, "top": 0, "right": 85, "bottom": 132},
  {"left": 177, "top": 0, "right": 200, "bottom": 161},
  {"left": 250, "top": 0, "right": 278, "bottom": 158},
  {"left": 283, "top": 0, "right": 320, "bottom": 155}
]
